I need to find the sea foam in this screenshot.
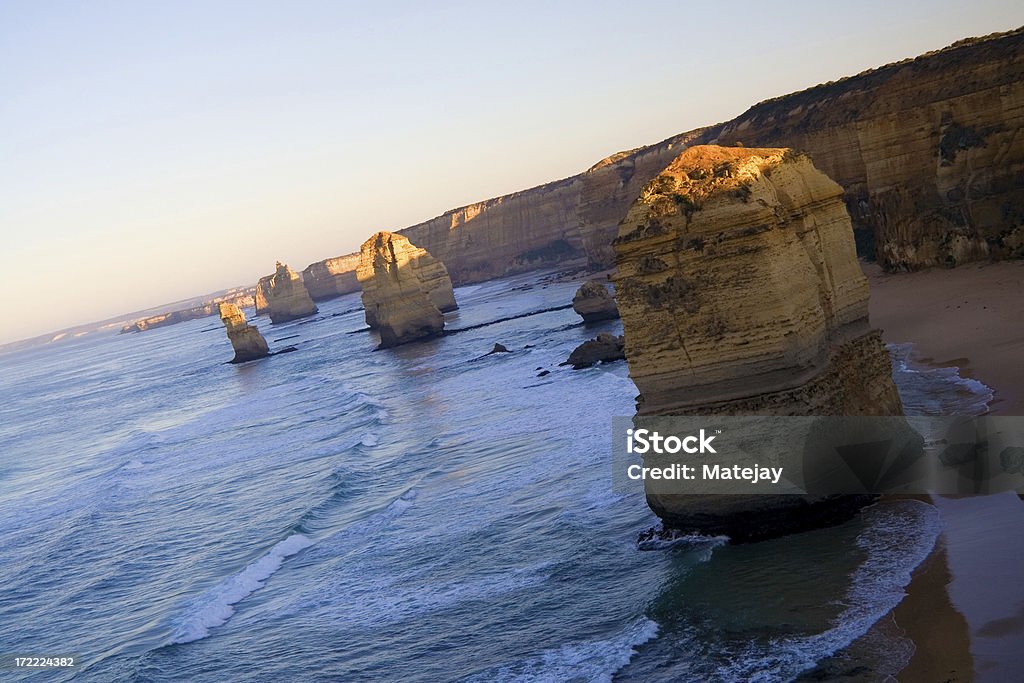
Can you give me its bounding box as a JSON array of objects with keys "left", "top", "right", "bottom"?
[{"left": 170, "top": 533, "right": 314, "bottom": 644}]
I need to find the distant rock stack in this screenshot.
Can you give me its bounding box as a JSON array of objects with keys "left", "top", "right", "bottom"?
[
  {"left": 218, "top": 303, "right": 270, "bottom": 363},
  {"left": 613, "top": 145, "right": 903, "bottom": 540},
  {"left": 357, "top": 232, "right": 448, "bottom": 348},
  {"left": 572, "top": 280, "right": 619, "bottom": 323},
  {"left": 263, "top": 262, "right": 318, "bottom": 324},
  {"left": 254, "top": 275, "right": 272, "bottom": 316}
]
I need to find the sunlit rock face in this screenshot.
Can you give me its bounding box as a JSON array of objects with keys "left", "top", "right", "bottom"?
[
  {"left": 613, "top": 145, "right": 904, "bottom": 541},
  {"left": 254, "top": 275, "right": 271, "bottom": 316},
  {"left": 571, "top": 280, "right": 619, "bottom": 323},
  {"left": 302, "top": 254, "right": 361, "bottom": 301},
  {"left": 715, "top": 28, "right": 1024, "bottom": 269},
  {"left": 357, "top": 232, "right": 446, "bottom": 348},
  {"left": 263, "top": 262, "right": 318, "bottom": 324},
  {"left": 218, "top": 303, "right": 269, "bottom": 363}
]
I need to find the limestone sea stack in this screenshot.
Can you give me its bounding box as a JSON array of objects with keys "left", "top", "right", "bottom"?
[
  {"left": 254, "top": 275, "right": 272, "bottom": 316},
  {"left": 613, "top": 145, "right": 903, "bottom": 540},
  {"left": 357, "top": 232, "right": 446, "bottom": 348},
  {"left": 218, "top": 303, "right": 269, "bottom": 363},
  {"left": 571, "top": 280, "right": 619, "bottom": 323},
  {"left": 263, "top": 262, "right": 318, "bottom": 324}
]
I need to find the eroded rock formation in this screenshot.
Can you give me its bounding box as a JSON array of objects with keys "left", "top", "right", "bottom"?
[
  {"left": 357, "top": 232, "right": 445, "bottom": 348},
  {"left": 218, "top": 303, "right": 269, "bottom": 363},
  {"left": 302, "top": 254, "right": 361, "bottom": 301},
  {"left": 714, "top": 28, "right": 1024, "bottom": 269},
  {"left": 263, "top": 262, "right": 318, "bottom": 324},
  {"left": 254, "top": 275, "right": 271, "bottom": 316},
  {"left": 298, "top": 29, "right": 1023, "bottom": 287},
  {"left": 572, "top": 280, "right": 619, "bottom": 323},
  {"left": 358, "top": 232, "right": 456, "bottom": 330},
  {"left": 614, "top": 145, "right": 903, "bottom": 540},
  {"left": 564, "top": 333, "right": 625, "bottom": 369}
]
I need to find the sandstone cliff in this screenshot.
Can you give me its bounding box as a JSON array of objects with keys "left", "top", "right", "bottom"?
[
  {"left": 714, "top": 28, "right": 1024, "bottom": 270},
  {"left": 264, "top": 262, "right": 318, "bottom": 324},
  {"left": 121, "top": 292, "right": 255, "bottom": 334},
  {"left": 254, "top": 275, "right": 271, "bottom": 316},
  {"left": 613, "top": 145, "right": 903, "bottom": 540},
  {"left": 302, "top": 254, "right": 361, "bottom": 301},
  {"left": 357, "top": 232, "right": 445, "bottom": 347},
  {"left": 298, "top": 28, "right": 1022, "bottom": 287},
  {"left": 218, "top": 303, "right": 269, "bottom": 363}
]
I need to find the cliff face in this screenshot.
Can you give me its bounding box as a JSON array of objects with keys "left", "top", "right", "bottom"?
[
  {"left": 715, "top": 29, "right": 1024, "bottom": 269},
  {"left": 218, "top": 303, "right": 269, "bottom": 363},
  {"left": 302, "top": 254, "right": 361, "bottom": 301},
  {"left": 298, "top": 29, "right": 1022, "bottom": 288},
  {"left": 357, "top": 232, "right": 446, "bottom": 347},
  {"left": 264, "top": 262, "right": 318, "bottom": 324},
  {"left": 121, "top": 292, "right": 254, "bottom": 333},
  {"left": 613, "top": 145, "right": 903, "bottom": 540},
  {"left": 614, "top": 145, "right": 901, "bottom": 416}
]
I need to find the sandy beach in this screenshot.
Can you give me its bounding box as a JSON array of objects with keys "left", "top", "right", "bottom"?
[
  {"left": 866, "top": 260, "right": 1024, "bottom": 416},
  {"left": 864, "top": 261, "right": 1024, "bottom": 681}
]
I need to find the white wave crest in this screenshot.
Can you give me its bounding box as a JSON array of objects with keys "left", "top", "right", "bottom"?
[{"left": 170, "top": 533, "right": 314, "bottom": 644}]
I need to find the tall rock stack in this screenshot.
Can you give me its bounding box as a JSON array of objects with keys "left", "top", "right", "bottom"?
[
  {"left": 263, "top": 262, "right": 318, "bottom": 324},
  {"left": 357, "top": 232, "right": 448, "bottom": 348},
  {"left": 218, "top": 303, "right": 270, "bottom": 363},
  {"left": 254, "top": 275, "right": 271, "bottom": 316},
  {"left": 613, "top": 145, "right": 904, "bottom": 539}
]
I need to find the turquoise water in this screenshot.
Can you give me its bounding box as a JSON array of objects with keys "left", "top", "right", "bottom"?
[{"left": 0, "top": 271, "right": 983, "bottom": 681}]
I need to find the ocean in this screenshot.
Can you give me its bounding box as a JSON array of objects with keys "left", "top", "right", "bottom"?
[{"left": 0, "top": 269, "right": 992, "bottom": 682}]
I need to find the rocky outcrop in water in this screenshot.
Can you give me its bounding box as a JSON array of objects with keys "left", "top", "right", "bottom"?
[
  {"left": 614, "top": 145, "right": 903, "bottom": 540},
  {"left": 218, "top": 303, "right": 269, "bottom": 363},
  {"left": 254, "top": 275, "right": 271, "bottom": 316},
  {"left": 263, "top": 262, "right": 318, "bottom": 324},
  {"left": 563, "top": 333, "right": 625, "bottom": 369},
  {"left": 357, "top": 232, "right": 445, "bottom": 348},
  {"left": 358, "top": 232, "right": 456, "bottom": 330},
  {"left": 572, "top": 280, "right": 619, "bottom": 323}
]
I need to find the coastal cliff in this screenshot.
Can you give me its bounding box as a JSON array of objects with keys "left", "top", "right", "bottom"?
[
  {"left": 357, "top": 232, "right": 446, "bottom": 347},
  {"left": 613, "top": 145, "right": 903, "bottom": 540},
  {"left": 298, "top": 28, "right": 1022, "bottom": 291},
  {"left": 264, "top": 262, "right": 318, "bottom": 324},
  {"left": 715, "top": 28, "right": 1024, "bottom": 269},
  {"left": 302, "top": 254, "right": 361, "bottom": 301}
]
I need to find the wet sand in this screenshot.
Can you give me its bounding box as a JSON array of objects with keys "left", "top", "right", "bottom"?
[
  {"left": 863, "top": 262, "right": 1024, "bottom": 681},
  {"left": 866, "top": 260, "right": 1024, "bottom": 416}
]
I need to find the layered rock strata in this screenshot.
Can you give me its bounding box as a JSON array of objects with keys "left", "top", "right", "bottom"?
[
  {"left": 263, "top": 262, "right": 318, "bottom": 324},
  {"left": 714, "top": 28, "right": 1024, "bottom": 269},
  {"left": 572, "top": 280, "right": 619, "bottom": 323},
  {"left": 254, "top": 275, "right": 271, "bottom": 316},
  {"left": 358, "top": 232, "right": 456, "bottom": 329},
  {"left": 299, "top": 29, "right": 1022, "bottom": 288},
  {"left": 302, "top": 254, "right": 361, "bottom": 301},
  {"left": 357, "top": 232, "right": 445, "bottom": 348},
  {"left": 613, "top": 145, "right": 903, "bottom": 540},
  {"left": 218, "top": 303, "right": 269, "bottom": 363}
]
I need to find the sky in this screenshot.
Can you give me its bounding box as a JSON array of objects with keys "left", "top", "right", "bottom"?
[{"left": 2, "top": 0, "right": 1023, "bottom": 344}]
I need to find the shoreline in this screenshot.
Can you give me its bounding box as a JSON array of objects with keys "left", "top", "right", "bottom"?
[
  {"left": 844, "top": 261, "right": 1024, "bottom": 681},
  {"left": 865, "top": 260, "right": 1024, "bottom": 416}
]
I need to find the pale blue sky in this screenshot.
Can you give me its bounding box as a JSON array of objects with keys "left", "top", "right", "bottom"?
[{"left": 2, "top": 1, "right": 1022, "bottom": 343}]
